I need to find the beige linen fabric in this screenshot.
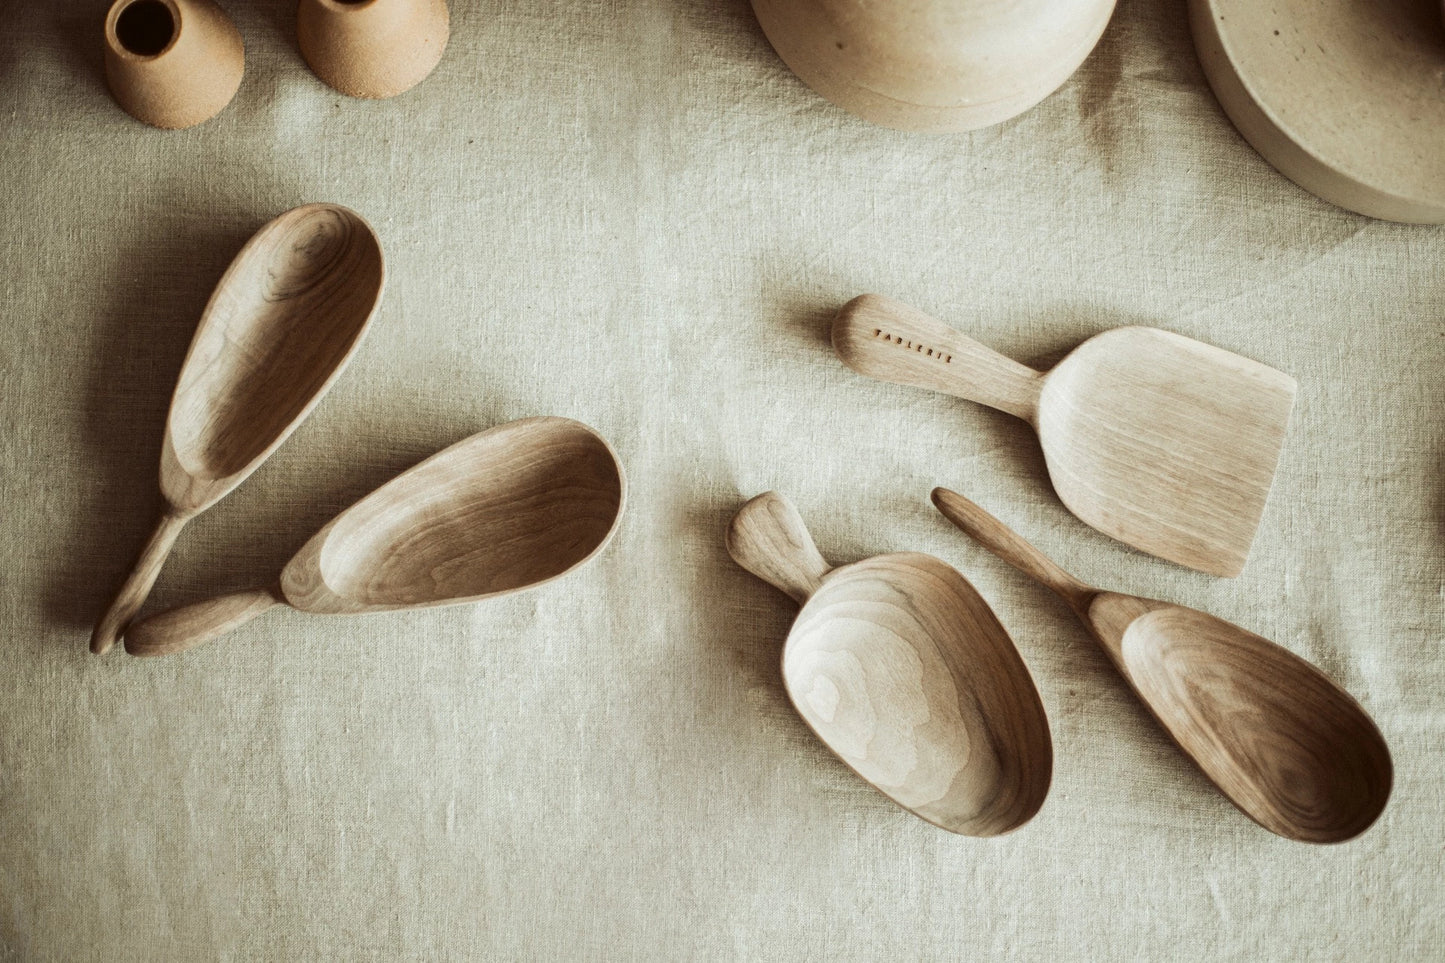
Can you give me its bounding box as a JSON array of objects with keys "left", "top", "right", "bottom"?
[{"left": 2, "top": 1, "right": 1442, "bottom": 959}]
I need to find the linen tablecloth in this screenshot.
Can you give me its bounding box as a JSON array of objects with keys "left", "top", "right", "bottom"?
[{"left": 2, "top": 1, "right": 1441, "bottom": 958}]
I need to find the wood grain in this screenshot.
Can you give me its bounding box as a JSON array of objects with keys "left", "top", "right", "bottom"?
[
  {"left": 125, "top": 417, "right": 626, "bottom": 656},
  {"left": 90, "top": 203, "right": 383, "bottom": 654},
  {"left": 728, "top": 492, "right": 1051, "bottom": 836},
  {"left": 837, "top": 294, "right": 1296, "bottom": 576},
  {"left": 750, "top": 0, "right": 1117, "bottom": 131},
  {"left": 933, "top": 487, "right": 1393, "bottom": 843}
]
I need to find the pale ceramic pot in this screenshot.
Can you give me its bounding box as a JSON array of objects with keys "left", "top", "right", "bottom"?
[
  {"left": 297, "top": 0, "right": 450, "bottom": 99},
  {"left": 103, "top": 0, "right": 244, "bottom": 129},
  {"left": 752, "top": 0, "right": 1118, "bottom": 132}
]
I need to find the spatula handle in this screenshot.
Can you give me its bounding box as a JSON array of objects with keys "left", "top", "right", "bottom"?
[
  {"left": 726, "top": 492, "right": 831, "bottom": 604},
  {"left": 90, "top": 510, "right": 190, "bottom": 655},
  {"left": 124, "top": 586, "right": 283, "bottom": 657},
  {"left": 832, "top": 294, "right": 1044, "bottom": 421},
  {"left": 931, "top": 488, "right": 1093, "bottom": 611}
]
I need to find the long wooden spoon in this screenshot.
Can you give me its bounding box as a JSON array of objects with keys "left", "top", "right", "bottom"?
[
  {"left": 833, "top": 294, "right": 1296, "bottom": 577},
  {"left": 932, "top": 487, "right": 1392, "bottom": 843},
  {"left": 727, "top": 491, "right": 1052, "bottom": 835},
  {"left": 90, "top": 203, "right": 384, "bottom": 654},
  {"left": 124, "top": 417, "right": 626, "bottom": 657}
]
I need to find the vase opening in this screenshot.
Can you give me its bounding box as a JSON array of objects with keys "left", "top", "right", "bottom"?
[{"left": 115, "top": 0, "right": 176, "bottom": 57}]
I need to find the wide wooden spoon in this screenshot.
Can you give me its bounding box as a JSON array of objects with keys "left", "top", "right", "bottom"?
[
  {"left": 124, "top": 417, "right": 626, "bottom": 657},
  {"left": 932, "top": 487, "right": 1392, "bottom": 843},
  {"left": 90, "top": 203, "right": 384, "bottom": 654},
  {"left": 834, "top": 294, "right": 1295, "bottom": 577},
  {"left": 727, "top": 491, "right": 1052, "bottom": 836}
]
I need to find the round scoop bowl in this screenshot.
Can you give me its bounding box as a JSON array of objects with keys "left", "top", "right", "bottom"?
[
  {"left": 123, "top": 417, "right": 626, "bottom": 656},
  {"left": 726, "top": 492, "right": 1051, "bottom": 835},
  {"left": 1118, "top": 605, "right": 1392, "bottom": 844},
  {"left": 786, "top": 554, "right": 1053, "bottom": 835}
]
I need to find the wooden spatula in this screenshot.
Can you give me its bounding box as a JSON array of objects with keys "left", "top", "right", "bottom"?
[{"left": 833, "top": 295, "right": 1296, "bottom": 576}]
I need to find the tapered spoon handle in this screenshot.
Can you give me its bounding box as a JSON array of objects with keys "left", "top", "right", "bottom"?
[
  {"left": 931, "top": 488, "right": 1094, "bottom": 610},
  {"left": 832, "top": 294, "right": 1044, "bottom": 422},
  {"left": 90, "top": 510, "right": 190, "bottom": 655},
  {"left": 726, "top": 492, "right": 831, "bottom": 604},
  {"left": 124, "top": 585, "right": 284, "bottom": 657}
]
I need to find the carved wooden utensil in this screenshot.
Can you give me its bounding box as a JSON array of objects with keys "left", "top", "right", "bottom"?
[
  {"left": 833, "top": 294, "right": 1296, "bottom": 577},
  {"left": 90, "top": 203, "right": 384, "bottom": 654},
  {"left": 124, "top": 417, "right": 626, "bottom": 657},
  {"left": 726, "top": 491, "right": 1052, "bottom": 836},
  {"left": 932, "top": 487, "right": 1392, "bottom": 843}
]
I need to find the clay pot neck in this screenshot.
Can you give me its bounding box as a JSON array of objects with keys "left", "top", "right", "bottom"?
[{"left": 111, "top": 0, "right": 179, "bottom": 59}]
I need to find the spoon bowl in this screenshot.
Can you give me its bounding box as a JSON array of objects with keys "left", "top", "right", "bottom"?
[
  {"left": 933, "top": 487, "right": 1392, "bottom": 843},
  {"left": 728, "top": 492, "right": 1051, "bottom": 836},
  {"left": 124, "top": 417, "right": 625, "bottom": 656},
  {"left": 90, "top": 203, "right": 383, "bottom": 653}
]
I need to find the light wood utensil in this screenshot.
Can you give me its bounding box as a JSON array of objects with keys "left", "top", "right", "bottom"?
[
  {"left": 1190, "top": 0, "right": 1445, "bottom": 222},
  {"left": 751, "top": 0, "right": 1117, "bottom": 132},
  {"left": 90, "top": 203, "right": 384, "bottom": 654},
  {"left": 833, "top": 294, "right": 1296, "bottom": 577},
  {"left": 124, "top": 417, "right": 626, "bottom": 657},
  {"left": 726, "top": 491, "right": 1052, "bottom": 835},
  {"left": 932, "top": 487, "right": 1392, "bottom": 843}
]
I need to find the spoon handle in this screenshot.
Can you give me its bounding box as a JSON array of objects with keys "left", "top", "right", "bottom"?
[
  {"left": 726, "top": 492, "right": 831, "bottom": 604},
  {"left": 832, "top": 294, "right": 1044, "bottom": 422},
  {"left": 931, "top": 489, "right": 1093, "bottom": 611},
  {"left": 123, "top": 586, "right": 284, "bottom": 658},
  {"left": 90, "top": 510, "right": 190, "bottom": 655}
]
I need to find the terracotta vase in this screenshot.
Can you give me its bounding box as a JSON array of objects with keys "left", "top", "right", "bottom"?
[
  {"left": 751, "top": 0, "right": 1117, "bottom": 132},
  {"left": 297, "top": 0, "right": 450, "bottom": 99},
  {"left": 103, "top": 0, "right": 245, "bottom": 129}
]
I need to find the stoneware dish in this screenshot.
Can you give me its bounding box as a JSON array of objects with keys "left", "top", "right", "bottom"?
[
  {"left": 90, "top": 204, "right": 384, "bottom": 654},
  {"left": 833, "top": 294, "right": 1296, "bottom": 577},
  {"left": 726, "top": 491, "right": 1052, "bottom": 835},
  {"left": 1190, "top": 0, "right": 1445, "bottom": 222},
  {"left": 298, "top": 0, "right": 450, "bottom": 99},
  {"left": 934, "top": 488, "right": 1393, "bottom": 843},
  {"left": 751, "top": 0, "right": 1117, "bottom": 131},
  {"left": 124, "top": 417, "right": 627, "bottom": 656},
  {"left": 103, "top": 0, "right": 244, "bottom": 129}
]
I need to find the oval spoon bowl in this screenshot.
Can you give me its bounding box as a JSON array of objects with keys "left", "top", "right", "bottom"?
[
  {"left": 167, "top": 203, "right": 384, "bottom": 493},
  {"left": 1117, "top": 604, "right": 1392, "bottom": 843},
  {"left": 289, "top": 416, "right": 626, "bottom": 612}
]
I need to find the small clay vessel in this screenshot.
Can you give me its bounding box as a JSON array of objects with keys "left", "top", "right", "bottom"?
[
  {"left": 104, "top": 0, "right": 245, "bottom": 130},
  {"left": 751, "top": 0, "right": 1117, "bottom": 132},
  {"left": 297, "top": 0, "right": 450, "bottom": 99}
]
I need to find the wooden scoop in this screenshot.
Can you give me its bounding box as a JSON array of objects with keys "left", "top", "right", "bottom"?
[
  {"left": 726, "top": 491, "right": 1052, "bottom": 836},
  {"left": 90, "top": 203, "right": 384, "bottom": 654},
  {"left": 833, "top": 294, "right": 1296, "bottom": 577},
  {"left": 124, "top": 417, "right": 626, "bottom": 657},
  {"left": 932, "top": 488, "right": 1392, "bottom": 843}
]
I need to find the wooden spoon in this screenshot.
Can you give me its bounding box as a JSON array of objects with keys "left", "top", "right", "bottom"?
[
  {"left": 123, "top": 417, "right": 626, "bottom": 657},
  {"left": 90, "top": 203, "right": 384, "bottom": 654},
  {"left": 932, "top": 487, "right": 1392, "bottom": 843},
  {"left": 726, "top": 491, "right": 1052, "bottom": 836},
  {"left": 834, "top": 294, "right": 1296, "bottom": 577}
]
